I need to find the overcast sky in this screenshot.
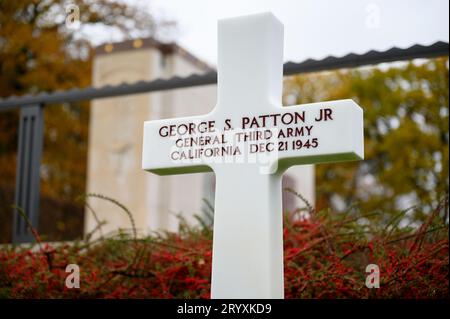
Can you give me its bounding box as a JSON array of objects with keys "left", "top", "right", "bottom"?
[{"left": 141, "top": 0, "right": 449, "bottom": 66}]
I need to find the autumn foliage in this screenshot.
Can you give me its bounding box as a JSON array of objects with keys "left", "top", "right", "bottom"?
[
  {"left": 0, "top": 195, "right": 448, "bottom": 299},
  {"left": 0, "top": 0, "right": 171, "bottom": 242}
]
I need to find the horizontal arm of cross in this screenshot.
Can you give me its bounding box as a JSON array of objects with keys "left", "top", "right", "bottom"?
[
  {"left": 142, "top": 114, "right": 215, "bottom": 175},
  {"left": 275, "top": 99, "right": 364, "bottom": 172},
  {"left": 142, "top": 99, "right": 363, "bottom": 175}
]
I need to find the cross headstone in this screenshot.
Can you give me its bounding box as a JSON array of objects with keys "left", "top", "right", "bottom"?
[{"left": 142, "top": 12, "right": 364, "bottom": 298}]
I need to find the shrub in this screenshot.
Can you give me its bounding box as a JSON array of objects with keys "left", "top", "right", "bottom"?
[{"left": 0, "top": 195, "right": 448, "bottom": 298}]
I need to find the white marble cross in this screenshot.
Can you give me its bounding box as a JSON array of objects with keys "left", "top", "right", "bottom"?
[{"left": 142, "top": 12, "right": 364, "bottom": 299}]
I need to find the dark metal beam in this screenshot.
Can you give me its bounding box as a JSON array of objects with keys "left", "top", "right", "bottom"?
[
  {"left": 12, "top": 104, "right": 44, "bottom": 243},
  {"left": 283, "top": 41, "right": 449, "bottom": 75},
  {"left": 0, "top": 41, "right": 448, "bottom": 111}
]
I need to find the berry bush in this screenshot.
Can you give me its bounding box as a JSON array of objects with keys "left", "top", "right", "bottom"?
[{"left": 0, "top": 195, "right": 448, "bottom": 298}]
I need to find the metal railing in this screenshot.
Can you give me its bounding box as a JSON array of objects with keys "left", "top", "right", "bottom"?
[{"left": 0, "top": 41, "right": 448, "bottom": 243}]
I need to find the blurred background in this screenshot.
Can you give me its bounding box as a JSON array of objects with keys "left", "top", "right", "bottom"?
[{"left": 0, "top": 0, "right": 448, "bottom": 243}]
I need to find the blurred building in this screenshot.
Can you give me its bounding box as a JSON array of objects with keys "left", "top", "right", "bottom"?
[{"left": 85, "top": 38, "right": 314, "bottom": 238}]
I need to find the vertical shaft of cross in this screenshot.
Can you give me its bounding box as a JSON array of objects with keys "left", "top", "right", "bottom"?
[
  {"left": 216, "top": 12, "right": 284, "bottom": 110},
  {"left": 211, "top": 165, "right": 284, "bottom": 298},
  {"left": 210, "top": 12, "right": 286, "bottom": 299}
]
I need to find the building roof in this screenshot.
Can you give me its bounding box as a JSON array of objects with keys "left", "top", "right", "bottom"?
[{"left": 94, "top": 38, "right": 213, "bottom": 72}]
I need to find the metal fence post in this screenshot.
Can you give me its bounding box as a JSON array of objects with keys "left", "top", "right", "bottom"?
[{"left": 12, "top": 104, "right": 44, "bottom": 243}]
